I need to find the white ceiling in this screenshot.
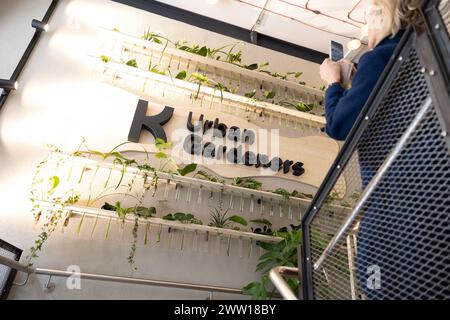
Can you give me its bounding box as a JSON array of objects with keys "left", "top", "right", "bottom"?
[{"left": 155, "top": 0, "right": 368, "bottom": 54}]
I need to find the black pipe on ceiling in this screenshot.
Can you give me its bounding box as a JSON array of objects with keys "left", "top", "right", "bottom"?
[{"left": 111, "top": 0, "right": 328, "bottom": 64}]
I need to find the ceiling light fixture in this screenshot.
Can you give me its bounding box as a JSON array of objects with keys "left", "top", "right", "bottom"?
[
  {"left": 31, "top": 19, "right": 49, "bottom": 32},
  {"left": 0, "top": 79, "right": 19, "bottom": 91},
  {"left": 347, "top": 38, "right": 362, "bottom": 51}
]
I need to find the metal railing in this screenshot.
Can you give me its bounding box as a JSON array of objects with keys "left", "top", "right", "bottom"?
[
  {"left": 299, "top": 0, "right": 450, "bottom": 300},
  {"left": 0, "top": 255, "right": 243, "bottom": 297},
  {"left": 269, "top": 266, "right": 299, "bottom": 300}
]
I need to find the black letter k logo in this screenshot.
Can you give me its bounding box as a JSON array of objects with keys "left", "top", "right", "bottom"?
[{"left": 128, "top": 99, "right": 174, "bottom": 143}]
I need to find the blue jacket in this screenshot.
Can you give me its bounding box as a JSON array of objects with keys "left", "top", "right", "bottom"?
[{"left": 324, "top": 32, "right": 404, "bottom": 141}]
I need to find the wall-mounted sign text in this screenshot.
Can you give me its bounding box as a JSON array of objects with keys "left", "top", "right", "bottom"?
[{"left": 128, "top": 100, "right": 305, "bottom": 177}]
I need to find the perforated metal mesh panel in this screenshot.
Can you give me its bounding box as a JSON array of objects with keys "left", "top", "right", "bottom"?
[{"left": 304, "top": 27, "right": 450, "bottom": 299}]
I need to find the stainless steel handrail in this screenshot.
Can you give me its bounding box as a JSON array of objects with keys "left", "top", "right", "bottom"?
[
  {"left": 0, "top": 255, "right": 34, "bottom": 274},
  {"left": 269, "top": 266, "right": 299, "bottom": 300},
  {"left": 0, "top": 255, "right": 242, "bottom": 295},
  {"left": 313, "top": 97, "right": 433, "bottom": 271}
]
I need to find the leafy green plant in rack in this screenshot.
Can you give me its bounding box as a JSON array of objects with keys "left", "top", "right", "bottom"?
[
  {"left": 232, "top": 177, "right": 262, "bottom": 190},
  {"left": 106, "top": 27, "right": 322, "bottom": 117},
  {"left": 194, "top": 170, "right": 226, "bottom": 184},
  {"left": 278, "top": 101, "right": 316, "bottom": 113},
  {"left": 250, "top": 219, "right": 273, "bottom": 236},
  {"left": 28, "top": 139, "right": 198, "bottom": 268},
  {"left": 189, "top": 72, "right": 209, "bottom": 99},
  {"left": 163, "top": 212, "right": 203, "bottom": 225},
  {"left": 209, "top": 190, "right": 247, "bottom": 230},
  {"left": 101, "top": 201, "right": 156, "bottom": 268},
  {"left": 209, "top": 207, "right": 248, "bottom": 230},
  {"left": 175, "top": 41, "right": 244, "bottom": 62},
  {"left": 141, "top": 29, "right": 167, "bottom": 44}
]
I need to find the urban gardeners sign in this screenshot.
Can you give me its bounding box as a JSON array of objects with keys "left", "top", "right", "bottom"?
[{"left": 128, "top": 99, "right": 305, "bottom": 177}]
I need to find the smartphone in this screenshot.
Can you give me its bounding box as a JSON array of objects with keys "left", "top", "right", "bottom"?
[{"left": 330, "top": 41, "right": 344, "bottom": 62}]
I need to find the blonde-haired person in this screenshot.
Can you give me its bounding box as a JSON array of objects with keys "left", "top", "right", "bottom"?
[
  {"left": 321, "top": 0, "right": 428, "bottom": 300},
  {"left": 319, "top": 0, "right": 421, "bottom": 141}
]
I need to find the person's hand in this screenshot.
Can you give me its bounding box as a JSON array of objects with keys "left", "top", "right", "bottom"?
[{"left": 320, "top": 58, "right": 341, "bottom": 85}]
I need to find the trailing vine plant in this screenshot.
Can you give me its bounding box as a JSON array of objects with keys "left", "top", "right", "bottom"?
[
  {"left": 28, "top": 147, "right": 81, "bottom": 265},
  {"left": 29, "top": 139, "right": 198, "bottom": 269}
]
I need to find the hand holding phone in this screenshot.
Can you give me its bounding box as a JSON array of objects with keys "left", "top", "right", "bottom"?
[
  {"left": 329, "top": 41, "right": 353, "bottom": 88},
  {"left": 330, "top": 41, "right": 344, "bottom": 62}
]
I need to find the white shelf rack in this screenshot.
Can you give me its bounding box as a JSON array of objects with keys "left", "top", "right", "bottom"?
[
  {"left": 95, "top": 28, "right": 327, "bottom": 131},
  {"left": 101, "top": 28, "right": 323, "bottom": 96},
  {"left": 97, "top": 59, "right": 326, "bottom": 128},
  {"left": 33, "top": 199, "right": 284, "bottom": 244},
  {"left": 55, "top": 152, "right": 352, "bottom": 217},
  {"left": 58, "top": 152, "right": 313, "bottom": 206}
]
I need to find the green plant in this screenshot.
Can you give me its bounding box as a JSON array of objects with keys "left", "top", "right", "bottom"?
[
  {"left": 162, "top": 212, "right": 202, "bottom": 225},
  {"left": 141, "top": 29, "right": 166, "bottom": 44},
  {"left": 272, "top": 188, "right": 292, "bottom": 201},
  {"left": 226, "top": 50, "right": 242, "bottom": 64},
  {"left": 154, "top": 138, "right": 184, "bottom": 175},
  {"left": 114, "top": 31, "right": 322, "bottom": 116},
  {"left": 195, "top": 170, "right": 225, "bottom": 184},
  {"left": 150, "top": 67, "right": 166, "bottom": 75},
  {"left": 177, "top": 163, "right": 197, "bottom": 176},
  {"left": 175, "top": 42, "right": 210, "bottom": 57},
  {"left": 232, "top": 177, "right": 262, "bottom": 190},
  {"left": 263, "top": 90, "right": 276, "bottom": 100},
  {"left": 28, "top": 147, "right": 82, "bottom": 265},
  {"left": 250, "top": 219, "right": 273, "bottom": 235},
  {"left": 295, "top": 102, "right": 315, "bottom": 113},
  {"left": 72, "top": 141, "right": 139, "bottom": 190},
  {"left": 213, "top": 82, "right": 230, "bottom": 102},
  {"left": 175, "top": 41, "right": 241, "bottom": 61},
  {"left": 189, "top": 72, "right": 209, "bottom": 99},
  {"left": 277, "top": 101, "right": 315, "bottom": 114},
  {"left": 102, "top": 202, "right": 156, "bottom": 220},
  {"left": 100, "top": 55, "right": 111, "bottom": 63},
  {"left": 244, "top": 89, "right": 257, "bottom": 99},
  {"left": 208, "top": 191, "right": 247, "bottom": 229},
  {"left": 28, "top": 193, "right": 80, "bottom": 264},
  {"left": 125, "top": 59, "right": 138, "bottom": 68},
  {"left": 290, "top": 190, "right": 313, "bottom": 200},
  {"left": 175, "top": 70, "right": 187, "bottom": 80},
  {"left": 102, "top": 201, "right": 156, "bottom": 269},
  {"left": 209, "top": 208, "right": 247, "bottom": 229},
  {"left": 242, "top": 227, "right": 301, "bottom": 300},
  {"left": 244, "top": 63, "right": 258, "bottom": 70},
  {"left": 29, "top": 140, "right": 196, "bottom": 268}
]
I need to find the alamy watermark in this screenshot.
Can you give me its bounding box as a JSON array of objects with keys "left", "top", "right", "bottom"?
[
  {"left": 66, "top": 265, "right": 81, "bottom": 290},
  {"left": 366, "top": 265, "right": 381, "bottom": 290}
]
